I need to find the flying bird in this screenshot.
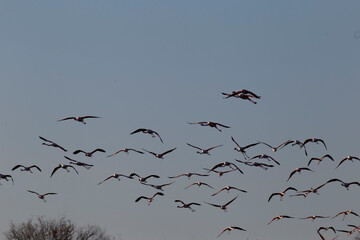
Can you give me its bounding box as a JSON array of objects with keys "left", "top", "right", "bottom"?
[
  {"left": 130, "top": 128, "right": 163, "bottom": 143},
  {"left": 231, "top": 136, "right": 259, "bottom": 159},
  {"left": 142, "top": 148, "right": 176, "bottom": 159},
  {"left": 57, "top": 116, "right": 100, "bottom": 124},
  {"left": 299, "top": 215, "right": 330, "bottom": 222},
  {"left": 308, "top": 154, "right": 334, "bottom": 166},
  {"left": 186, "top": 143, "right": 222, "bottom": 155},
  {"left": 235, "top": 159, "right": 274, "bottom": 170},
  {"left": 107, "top": 148, "right": 144, "bottom": 157},
  {"left": 188, "top": 121, "right": 230, "bottom": 132},
  {"left": 203, "top": 168, "right": 237, "bottom": 177},
  {"left": 97, "top": 173, "right": 133, "bottom": 185},
  {"left": 0, "top": 174, "right": 14, "bottom": 185},
  {"left": 336, "top": 156, "right": 360, "bottom": 169},
  {"left": 204, "top": 195, "right": 238, "bottom": 212},
  {"left": 168, "top": 172, "right": 209, "bottom": 179},
  {"left": 222, "top": 89, "right": 261, "bottom": 99},
  {"left": 64, "top": 156, "right": 93, "bottom": 169},
  {"left": 27, "top": 190, "right": 57, "bottom": 202},
  {"left": 50, "top": 164, "right": 78, "bottom": 177},
  {"left": 73, "top": 148, "right": 106, "bottom": 157},
  {"left": 184, "top": 181, "right": 214, "bottom": 190},
  {"left": 267, "top": 215, "right": 294, "bottom": 225},
  {"left": 129, "top": 173, "right": 160, "bottom": 183},
  {"left": 257, "top": 140, "right": 291, "bottom": 153},
  {"left": 297, "top": 183, "right": 327, "bottom": 195},
  {"left": 268, "top": 187, "right": 298, "bottom": 202},
  {"left": 326, "top": 178, "right": 360, "bottom": 190},
  {"left": 135, "top": 192, "right": 164, "bottom": 205},
  {"left": 174, "top": 200, "right": 201, "bottom": 212},
  {"left": 217, "top": 226, "right": 246, "bottom": 238},
  {"left": 302, "top": 138, "right": 327, "bottom": 151},
  {"left": 251, "top": 154, "right": 280, "bottom": 165},
  {"left": 332, "top": 210, "right": 360, "bottom": 221},
  {"left": 317, "top": 227, "right": 337, "bottom": 240},
  {"left": 39, "top": 136, "right": 67, "bottom": 152},
  {"left": 208, "top": 161, "right": 243, "bottom": 174},
  {"left": 141, "top": 182, "right": 175, "bottom": 191},
  {"left": 12, "top": 165, "right": 41, "bottom": 173},
  {"left": 287, "top": 167, "right": 313, "bottom": 181},
  {"left": 211, "top": 186, "right": 247, "bottom": 196}
]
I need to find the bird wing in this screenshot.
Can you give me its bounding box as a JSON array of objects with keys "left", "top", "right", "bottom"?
[
  {"left": 229, "top": 163, "right": 243, "bottom": 174},
  {"left": 129, "top": 149, "right": 144, "bottom": 154},
  {"left": 73, "top": 150, "right": 85, "bottom": 155},
  {"left": 68, "top": 165, "right": 79, "bottom": 175},
  {"left": 135, "top": 196, "right": 147, "bottom": 202},
  {"left": 277, "top": 140, "right": 292, "bottom": 149},
  {"left": 129, "top": 173, "right": 140, "bottom": 178},
  {"left": 257, "top": 141, "right": 273, "bottom": 149},
  {"left": 30, "top": 165, "right": 42, "bottom": 172},
  {"left": 64, "top": 156, "right": 76, "bottom": 162},
  {"left": 243, "top": 142, "right": 260, "bottom": 150},
  {"left": 174, "top": 199, "right": 185, "bottom": 205},
  {"left": 27, "top": 190, "right": 39, "bottom": 195},
  {"left": 142, "top": 148, "right": 157, "bottom": 156},
  {"left": 50, "top": 166, "right": 61, "bottom": 177},
  {"left": 317, "top": 139, "right": 327, "bottom": 150},
  {"left": 202, "top": 182, "right": 214, "bottom": 189},
  {"left": 284, "top": 187, "right": 298, "bottom": 192},
  {"left": 153, "top": 192, "right": 164, "bottom": 198},
  {"left": 268, "top": 193, "right": 280, "bottom": 202},
  {"left": 323, "top": 154, "right": 334, "bottom": 161},
  {"left": 327, "top": 178, "right": 343, "bottom": 184},
  {"left": 184, "top": 183, "right": 196, "bottom": 189},
  {"left": 168, "top": 174, "right": 186, "bottom": 179},
  {"left": 230, "top": 186, "right": 247, "bottom": 193},
  {"left": 161, "top": 147, "right": 177, "bottom": 156},
  {"left": 187, "top": 143, "right": 202, "bottom": 150},
  {"left": 82, "top": 116, "right": 100, "bottom": 119},
  {"left": 188, "top": 121, "right": 207, "bottom": 125},
  {"left": 348, "top": 182, "right": 360, "bottom": 187},
  {"left": 216, "top": 123, "right": 230, "bottom": 128},
  {"left": 287, "top": 170, "right": 297, "bottom": 181},
  {"left": 39, "top": 136, "right": 52, "bottom": 143},
  {"left": 107, "top": 149, "right": 124, "bottom": 157},
  {"left": 144, "top": 175, "right": 160, "bottom": 180},
  {"left": 57, "top": 117, "right": 75, "bottom": 122},
  {"left": 204, "top": 201, "right": 221, "bottom": 208},
  {"left": 308, "top": 158, "right": 320, "bottom": 166},
  {"left": 350, "top": 211, "right": 359, "bottom": 217},
  {"left": 189, "top": 202, "right": 201, "bottom": 206},
  {"left": 11, "top": 165, "right": 24, "bottom": 171},
  {"left": 231, "top": 136, "right": 241, "bottom": 148},
  {"left": 130, "top": 128, "right": 146, "bottom": 135},
  {"left": 153, "top": 131, "right": 164, "bottom": 143},
  {"left": 98, "top": 176, "right": 113, "bottom": 185},
  {"left": 91, "top": 148, "right": 106, "bottom": 154},
  {"left": 43, "top": 192, "right": 57, "bottom": 196},
  {"left": 217, "top": 228, "right": 228, "bottom": 238},
  {"left": 224, "top": 195, "right": 238, "bottom": 207}
]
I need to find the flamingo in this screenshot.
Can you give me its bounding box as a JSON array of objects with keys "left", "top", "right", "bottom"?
[
  {"left": 135, "top": 192, "right": 164, "bottom": 205},
  {"left": 204, "top": 195, "right": 238, "bottom": 212},
  {"left": 267, "top": 215, "right": 294, "bottom": 225},
  {"left": 57, "top": 116, "right": 100, "bottom": 124},
  {"left": 107, "top": 148, "right": 144, "bottom": 157},
  {"left": 211, "top": 186, "right": 247, "bottom": 196},
  {"left": 73, "top": 148, "right": 105, "bottom": 157},
  {"left": 186, "top": 143, "right": 222, "bottom": 155},
  {"left": 130, "top": 128, "right": 163, "bottom": 143},
  {"left": 64, "top": 156, "right": 93, "bottom": 169},
  {"left": 27, "top": 190, "right": 57, "bottom": 202},
  {"left": 217, "top": 226, "right": 246, "bottom": 238},
  {"left": 174, "top": 200, "right": 201, "bottom": 212},
  {"left": 231, "top": 136, "right": 259, "bottom": 159},
  {"left": 268, "top": 187, "right": 298, "bottom": 202},
  {"left": 39, "top": 136, "right": 67, "bottom": 152},
  {"left": 142, "top": 148, "right": 176, "bottom": 159},
  {"left": 50, "top": 164, "right": 78, "bottom": 177},
  {"left": 98, "top": 173, "right": 133, "bottom": 185},
  {"left": 188, "top": 121, "right": 230, "bottom": 132},
  {"left": 12, "top": 165, "right": 41, "bottom": 173}
]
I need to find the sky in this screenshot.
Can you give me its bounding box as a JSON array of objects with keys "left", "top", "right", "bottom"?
[{"left": 0, "top": 1, "right": 360, "bottom": 240}]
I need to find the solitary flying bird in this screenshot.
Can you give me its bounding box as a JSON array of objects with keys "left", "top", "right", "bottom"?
[
  {"left": 129, "top": 173, "right": 160, "bottom": 183},
  {"left": 287, "top": 167, "right": 313, "bottom": 181},
  {"left": 27, "top": 190, "right": 57, "bottom": 202},
  {"left": 57, "top": 116, "right": 100, "bottom": 124},
  {"left": 184, "top": 181, "right": 214, "bottom": 190},
  {"left": 267, "top": 215, "right": 294, "bottom": 225},
  {"left": 308, "top": 154, "right": 334, "bottom": 166}
]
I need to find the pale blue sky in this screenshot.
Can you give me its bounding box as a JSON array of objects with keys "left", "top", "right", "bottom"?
[{"left": 0, "top": 1, "right": 360, "bottom": 240}]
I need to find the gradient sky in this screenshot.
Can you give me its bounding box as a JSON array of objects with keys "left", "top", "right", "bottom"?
[{"left": 1, "top": 1, "right": 360, "bottom": 240}]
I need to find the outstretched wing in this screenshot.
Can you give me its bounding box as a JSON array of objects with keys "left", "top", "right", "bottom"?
[
  {"left": 161, "top": 147, "right": 177, "bottom": 156},
  {"left": 50, "top": 166, "right": 61, "bottom": 177},
  {"left": 187, "top": 143, "right": 202, "bottom": 151},
  {"left": 130, "top": 128, "right": 147, "bottom": 135},
  {"left": 57, "top": 117, "right": 75, "bottom": 122},
  {"left": 12, "top": 165, "right": 24, "bottom": 171}
]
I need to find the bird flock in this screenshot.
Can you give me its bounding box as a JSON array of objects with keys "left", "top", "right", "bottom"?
[{"left": 2, "top": 90, "right": 360, "bottom": 240}]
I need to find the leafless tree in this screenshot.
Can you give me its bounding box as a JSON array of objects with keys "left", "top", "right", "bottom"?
[{"left": 4, "top": 216, "right": 120, "bottom": 240}]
